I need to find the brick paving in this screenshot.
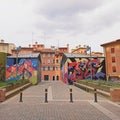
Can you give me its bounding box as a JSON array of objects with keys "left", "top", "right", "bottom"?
[{"left": 0, "top": 81, "right": 120, "bottom": 120}]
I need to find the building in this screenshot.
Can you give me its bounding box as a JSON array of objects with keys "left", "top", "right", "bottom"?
[
  {"left": 0, "top": 39, "right": 15, "bottom": 55},
  {"left": 101, "top": 39, "right": 120, "bottom": 81},
  {"left": 0, "top": 52, "right": 7, "bottom": 82},
  {"left": 6, "top": 53, "right": 41, "bottom": 84},
  {"left": 37, "top": 45, "right": 69, "bottom": 81},
  {"left": 71, "top": 45, "right": 87, "bottom": 55},
  {"left": 12, "top": 42, "right": 69, "bottom": 81},
  {"left": 61, "top": 53, "right": 106, "bottom": 84},
  {"left": 39, "top": 48, "right": 56, "bottom": 80},
  {"left": 71, "top": 45, "right": 103, "bottom": 56}
]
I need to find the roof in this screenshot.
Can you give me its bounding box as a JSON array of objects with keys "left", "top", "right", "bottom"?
[
  {"left": 7, "top": 53, "right": 40, "bottom": 58},
  {"left": 101, "top": 39, "right": 120, "bottom": 46},
  {"left": 40, "top": 49, "right": 55, "bottom": 53},
  {"left": 12, "top": 47, "right": 33, "bottom": 51},
  {"left": 63, "top": 53, "right": 90, "bottom": 58}
]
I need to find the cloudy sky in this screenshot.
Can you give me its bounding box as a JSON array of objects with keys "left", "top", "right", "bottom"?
[{"left": 0, "top": 0, "right": 120, "bottom": 52}]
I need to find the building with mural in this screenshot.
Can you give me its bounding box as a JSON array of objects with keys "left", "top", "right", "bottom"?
[
  {"left": 61, "top": 53, "right": 106, "bottom": 84},
  {"left": 101, "top": 39, "right": 120, "bottom": 81},
  {"left": 11, "top": 42, "right": 69, "bottom": 81},
  {"left": 6, "top": 53, "right": 41, "bottom": 85},
  {"left": 0, "top": 52, "right": 6, "bottom": 82}
]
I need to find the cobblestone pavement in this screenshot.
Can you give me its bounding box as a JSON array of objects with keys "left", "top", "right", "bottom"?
[{"left": 0, "top": 81, "right": 120, "bottom": 120}]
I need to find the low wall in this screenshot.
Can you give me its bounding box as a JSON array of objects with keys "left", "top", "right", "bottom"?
[
  {"left": 74, "top": 82, "right": 120, "bottom": 102},
  {"left": 73, "top": 82, "right": 110, "bottom": 99},
  {"left": 0, "top": 82, "right": 31, "bottom": 102},
  {"left": 110, "top": 88, "right": 120, "bottom": 102}
]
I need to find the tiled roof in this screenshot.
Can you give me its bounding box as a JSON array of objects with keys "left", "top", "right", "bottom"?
[
  {"left": 101, "top": 39, "right": 120, "bottom": 46},
  {"left": 40, "top": 49, "right": 55, "bottom": 53}
]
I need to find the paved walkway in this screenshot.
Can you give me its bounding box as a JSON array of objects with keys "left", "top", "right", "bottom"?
[{"left": 0, "top": 81, "right": 120, "bottom": 120}]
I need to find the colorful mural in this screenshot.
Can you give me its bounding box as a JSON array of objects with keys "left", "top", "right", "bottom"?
[
  {"left": 6, "top": 58, "right": 40, "bottom": 84},
  {"left": 0, "top": 52, "right": 6, "bottom": 82},
  {"left": 62, "top": 57, "right": 106, "bottom": 84}
]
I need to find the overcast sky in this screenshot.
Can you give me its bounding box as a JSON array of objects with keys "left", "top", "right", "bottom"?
[{"left": 0, "top": 0, "right": 120, "bottom": 52}]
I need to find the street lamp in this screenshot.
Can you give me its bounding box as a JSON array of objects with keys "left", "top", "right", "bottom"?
[
  {"left": 86, "top": 46, "right": 92, "bottom": 80},
  {"left": 16, "top": 46, "right": 21, "bottom": 78}
]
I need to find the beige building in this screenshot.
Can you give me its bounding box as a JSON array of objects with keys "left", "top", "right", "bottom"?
[
  {"left": 71, "top": 45, "right": 103, "bottom": 56},
  {"left": 71, "top": 45, "right": 87, "bottom": 55},
  {"left": 0, "top": 39, "right": 15, "bottom": 55}
]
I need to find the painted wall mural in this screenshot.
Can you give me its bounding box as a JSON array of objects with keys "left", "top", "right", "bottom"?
[
  {"left": 0, "top": 52, "right": 6, "bottom": 82},
  {"left": 63, "top": 57, "right": 106, "bottom": 84},
  {"left": 6, "top": 58, "right": 40, "bottom": 84}
]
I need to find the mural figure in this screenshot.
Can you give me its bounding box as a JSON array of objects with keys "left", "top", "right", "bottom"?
[{"left": 6, "top": 58, "right": 39, "bottom": 84}]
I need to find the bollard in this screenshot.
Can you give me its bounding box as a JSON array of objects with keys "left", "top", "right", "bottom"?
[
  {"left": 94, "top": 88, "right": 97, "bottom": 102},
  {"left": 19, "top": 89, "right": 23, "bottom": 102},
  {"left": 70, "top": 88, "right": 73, "bottom": 103},
  {"left": 45, "top": 88, "right": 48, "bottom": 103}
]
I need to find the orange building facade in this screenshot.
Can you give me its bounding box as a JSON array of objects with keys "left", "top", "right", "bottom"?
[{"left": 101, "top": 39, "right": 120, "bottom": 81}]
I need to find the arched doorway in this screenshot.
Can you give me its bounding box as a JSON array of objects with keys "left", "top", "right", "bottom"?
[
  {"left": 53, "top": 76, "right": 55, "bottom": 81},
  {"left": 56, "top": 75, "right": 59, "bottom": 80}
]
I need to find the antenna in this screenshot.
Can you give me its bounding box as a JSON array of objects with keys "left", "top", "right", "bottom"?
[
  {"left": 57, "top": 39, "right": 59, "bottom": 50},
  {"left": 32, "top": 32, "right": 34, "bottom": 45}
]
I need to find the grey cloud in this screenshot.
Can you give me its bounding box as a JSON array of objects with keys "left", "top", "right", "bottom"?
[
  {"left": 34, "top": 0, "right": 120, "bottom": 37},
  {"left": 36, "top": 0, "right": 105, "bottom": 18}
]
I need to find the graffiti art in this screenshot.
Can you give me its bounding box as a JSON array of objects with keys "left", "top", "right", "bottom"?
[{"left": 63, "top": 57, "right": 106, "bottom": 84}]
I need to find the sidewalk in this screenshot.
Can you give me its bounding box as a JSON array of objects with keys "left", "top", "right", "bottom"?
[{"left": 0, "top": 81, "right": 120, "bottom": 120}]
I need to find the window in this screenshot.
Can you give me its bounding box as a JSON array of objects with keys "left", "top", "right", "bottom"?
[
  {"left": 48, "top": 59, "right": 50, "bottom": 64},
  {"left": 112, "top": 57, "right": 115, "bottom": 63},
  {"left": 42, "top": 59, "right": 45, "bottom": 64},
  {"left": 51, "top": 59, "right": 55, "bottom": 64},
  {"left": 43, "top": 67, "right": 45, "bottom": 71},
  {"left": 2, "top": 45, "right": 5, "bottom": 50},
  {"left": 56, "top": 59, "right": 59, "bottom": 63},
  {"left": 45, "top": 67, "right": 48, "bottom": 71},
  {"left": 53, "top": 60, "right": 55, "bottom": 63},
  {"left": 52, "top": 54, "right": 55, "bottom": 58},
  {"left": 48, "top": 53, "right": 50, "bottom": 57},
  {"left": 56, "top": 67, "right": 58, "bottom": 70},
  {"left": 48, "top": 66, "right": 50, "bottom": 71},
  {"left": 56, "top": 75, "right": 59, "bottom": 80},
  {"left": 112, "top": 66, "right": 116, "bottom": 72},
  {"left": 50, "top": 66, "right": 53, "bottom": 70},
  {"left": 43, "top": 54, "right": 45, "bottom": 58},
  {"left": 111, "top": 48, "right": 115, "bottom": 53}
]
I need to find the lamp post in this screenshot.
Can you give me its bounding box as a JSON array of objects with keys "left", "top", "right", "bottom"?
[
  {"left": 86, "top": 46, "right": 92, "bottom": 80},
  {"left": 16, "top": 46, "right": 21, "bottom": 78}
]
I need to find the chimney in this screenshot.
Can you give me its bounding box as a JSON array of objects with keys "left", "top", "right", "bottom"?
[
  {"left": 67, "top": 44, "right": 69, "bottom": 53},
  {"left": 29, "top": 44, "right": 31, "bottom": 48},
  {"left": 0, "top": 39, "right": 4, "bottom": 43},
  {"left": 83, "top": 45, "right": 87, "bottom": 48}
]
